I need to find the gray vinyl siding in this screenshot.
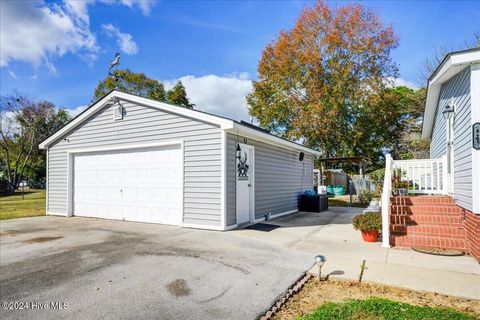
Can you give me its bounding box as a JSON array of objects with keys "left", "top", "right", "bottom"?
[
  {"left": 226, "top": 133, "right": 314, "bottom": 224},
  {"left": 429, "top": 67, "right": 472, "bottom": 211},
  {"left": 47, "top": 102, "right": 223, "bottom": 226}
]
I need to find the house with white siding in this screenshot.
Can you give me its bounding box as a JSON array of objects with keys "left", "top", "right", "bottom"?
[
  {"left": 39, "top": 90, "right": 320, "bottom": 231},
  {"left": 381, "top": 47, "right": 480, "bottom": 260}
]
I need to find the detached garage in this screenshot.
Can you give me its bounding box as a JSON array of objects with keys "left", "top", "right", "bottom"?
[{"left": 40, "top": 90, "right": 320, "bottom": 230}]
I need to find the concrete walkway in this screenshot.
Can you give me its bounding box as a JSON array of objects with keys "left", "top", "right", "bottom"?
[{"left": 233, "top": 207, "right": 480, "bottom": 300}]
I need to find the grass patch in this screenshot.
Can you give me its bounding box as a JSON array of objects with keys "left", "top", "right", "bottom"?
[
  {"left": 328, "top": 195, "right": 365, "bottom": 208},
  {"left": 300, "top": 297, "right": 475, "bottom": 320},
  {"left": 0, "top": 190, "right": 46, "bottom": 220},
  {"left": 273, "top": 279, "right": 479, "bottom": 320}
]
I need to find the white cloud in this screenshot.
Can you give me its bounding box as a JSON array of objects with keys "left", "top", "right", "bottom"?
[
  {"left": 102, "top": 24, "right": 138, "bottom": 55},
  {"left": 164, "top": 73, "right": 253, "bottom": 121},
  {"left": 386, "top": 77, "right": 420, "bottom": 90},
  {"left": 0, "top": 1, "right": 98, "bottom": 69},
  {"left": 30, "top": 75, "right": 38, "bottom": 80},
  {"left": 66, "top": 105, "right": 88, "bottom": 118},
  {"left": 0, "top": 0, "right": 154, "bottom": 69},
  {"left": 117, "top": 0, "right": 156, "bottom": 15},
  {"left": 8, "top": 71, "right": 17, "bottom": 79}
]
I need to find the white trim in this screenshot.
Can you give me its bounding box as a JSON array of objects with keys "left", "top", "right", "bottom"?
[
  {"left": 65, "top": 140, "right": 184, "bottom": 224},
  {"left": 180, "top": 141, "right": 185, "bottom": 226},
  {"left": 471, "top": 63, "right": 480, "bottom": 214},
  {"left": 66, "top": 152, "right": 73, "bottom": 217},
  {"left": 236, "top": 143, "right": 256, "bottom": 224},
  {"left": 254, "top": 209, "right": 298, "bottom": 223},
  {"left": 381, "top": 154, "right": 392, "bottom": 248},
  {"left": 45, "top": 148, "right": 49, "bottom": 214},
  {"left": 251, "top": 145, "right": 256, "bottom": 222},
  {"left": 39, "top": 91, "right": 320, "bottom": 157},
  {"left": 47, "top": 211, "right": 67, "bottom": 216},
  {"left": 446, "top": 108, "right": 455, "bottom": 195},
  {"left": 228, "top": 123, "right": 321, "bottom": 156},
  {"left": 182, "top": 223, "right": 230, "bottom": 231},
  {"left": 182, "top": 223, "right": 238, "bottom": 231},
  {"left": 65, "top": 140, "right": 184, "bottom": 155},
  {"left": 39, "top": 91, "right": 233, "bottom": 149},
  {"left": 223, "top": 224, "right": 238, "bottom": 231},
  {"left": 423, "top": 49, "right": 480, "bottom": 138},
  {"left": 220, "top": 130, "right": 227, "bottom": 229}
]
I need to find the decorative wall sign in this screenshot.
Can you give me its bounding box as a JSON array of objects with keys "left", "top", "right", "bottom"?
[
  {"left": 237, "top": 152, "right": 249, "bottom": 180},
  {"left": 474, "top": 122, "right": 480, "bottom": 150}
]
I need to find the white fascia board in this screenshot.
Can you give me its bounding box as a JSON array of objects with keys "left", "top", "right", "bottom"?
[
  {"left": 39, "top": 90, "right": 234, "bottom": 149},
  {"left": 422, "top": 50, "right": 480, "bottom": 139},
  {"left": 113, "top": 91, "right": 234, "bottom": 129},
  {"left": 228, "top": 122, "right": 321, "bottom": 156},
  {"left": 471, "top": 63, "right": 480, "bottom": 214}
]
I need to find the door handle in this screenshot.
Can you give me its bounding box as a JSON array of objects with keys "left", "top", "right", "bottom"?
[{"left": 248, "top": 184, "right": 251, "bottom": 187}]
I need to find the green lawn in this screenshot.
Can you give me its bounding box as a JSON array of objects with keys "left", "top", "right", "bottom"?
[
  {"left": 328, "top": 195, "right": 365, "bottom": 208},
  {"left": 0, "top": 189, "right": 46, "bottom": 220},
  {"left": 299, "top": 298, "right": 476, "bottom": 320}
]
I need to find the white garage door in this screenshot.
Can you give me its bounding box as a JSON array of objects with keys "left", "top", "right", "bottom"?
[{"left": 73, "top": 145, "right": 183, "bottom": 225}]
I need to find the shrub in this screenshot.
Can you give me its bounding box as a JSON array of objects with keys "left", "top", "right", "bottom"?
[
  {"left": 358, "top": 190, "right": 374, "bottom": 206},
  {"left": 368, "top": 168, "right": 385, "bottom": 183},
  {"left": 352, "top": 212, "right": 382, "bottom": 231}
]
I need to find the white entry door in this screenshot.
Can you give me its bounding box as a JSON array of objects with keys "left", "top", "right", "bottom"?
[
  {"left": 73, "top": 145, "right": 183, "bottom": 225},
  {"left": 236, "top": 143, "right": 254, "bottom": 224}
]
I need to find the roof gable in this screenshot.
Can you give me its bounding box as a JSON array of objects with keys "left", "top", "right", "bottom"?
[
  {"left": 422, "top": 48, "right": 480, "bottom": 138},
  {"left": 39, "top": 91, "right": 320, "bottom": 156}
]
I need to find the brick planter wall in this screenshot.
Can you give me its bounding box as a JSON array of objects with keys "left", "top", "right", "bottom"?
[
  {"left": 389, "top": 196, "right": 480, "bottom": 260},
  {"left": 465, "top": 209, "right": 480, "bottom": 260}
]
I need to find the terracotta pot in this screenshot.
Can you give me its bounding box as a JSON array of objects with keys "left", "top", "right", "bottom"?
[{"left": 361, "top": 230, "right": 379, "bottom": 242}]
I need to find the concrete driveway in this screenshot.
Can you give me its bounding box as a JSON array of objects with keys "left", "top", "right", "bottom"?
[
  {"left": 1, "top": 209, "right": 479, "bottom": 320},
  {"left": 0, "top": 216, "right": 312, "bottom": 320}
]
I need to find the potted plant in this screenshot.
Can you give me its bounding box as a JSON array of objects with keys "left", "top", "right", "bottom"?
[
  {"left": 391, "top": 168, "right": 409, "bottom": 196},
  {"left": 352, "top": 212, "right": 382, "bottom": 242}
]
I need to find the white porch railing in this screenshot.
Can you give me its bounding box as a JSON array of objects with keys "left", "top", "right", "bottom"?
[
  {"left": 380, "top": 154, "right": 448, "bottom": 248},
  {"left": 392, "top": 155, "right": 448, "bottom": 194}
]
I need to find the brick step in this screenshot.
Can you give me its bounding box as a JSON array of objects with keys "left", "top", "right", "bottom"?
[
  {"left": 389, "top": 215, "right": 464, "bottom": 226},
  {"left": 391, "top": 224, "right": 466, "bottom": 234},
  {"left": 390, "top": 196, "right": 455, "bottom": 206},
  {"left": 390, "top": 205, "right": 463, "bottom": 215},
  {"left": 390, "top": 235, "right": 467, "bottom": 250},
  {"left": 390, "top": 230, "right": 466, "bottom": 239}
]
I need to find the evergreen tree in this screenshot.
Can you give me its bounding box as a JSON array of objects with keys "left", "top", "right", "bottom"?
[{"left": 167, "top": 81, "right": 194, "bottom": 109}]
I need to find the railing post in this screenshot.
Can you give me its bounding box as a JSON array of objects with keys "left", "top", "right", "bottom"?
[
  {"left": 381, "top": 154, "right": 392, "bottom": 248},
  {"left": 441, "top": 155, "right": 448, "bottom": 194}
]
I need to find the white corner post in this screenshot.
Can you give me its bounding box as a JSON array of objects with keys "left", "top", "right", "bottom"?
[
  {"left": 381, "top": 154, "right": 392, "bottom": 248},
  {"left": 471, "top": 64, "right": 480, "bottom": 214},
  {"left": 441, "top": 154, "right": 448, "bottom": 195}
]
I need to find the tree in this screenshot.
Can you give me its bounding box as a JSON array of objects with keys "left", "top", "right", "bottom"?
[
  {"left": 93, "top": 70, "right": 195, "bottom": 108},
  {"left": 390, "top": 87, "right": 429, "bottom": 159},
  {"left": 247, "top": 0, "right": 399, "bottom": 163},
  {"left": 166, "top": 81, "right": 194, "bottom": 109},
  {"left": 0, "top": 93, "right": 70, "bottom": 193},
  {"left": 93, "top": 69, "right": 167, "bottom": 102}
]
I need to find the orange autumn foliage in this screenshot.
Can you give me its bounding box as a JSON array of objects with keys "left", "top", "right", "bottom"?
[{"left": 247, "top": 1, "right": 399, "bottom": 158}]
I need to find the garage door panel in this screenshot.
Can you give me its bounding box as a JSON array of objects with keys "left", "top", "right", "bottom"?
[{"left": 73, "top": 145, "right": 182, "bottom": 225}]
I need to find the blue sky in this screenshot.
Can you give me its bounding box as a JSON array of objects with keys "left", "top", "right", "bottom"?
[{"left": 1, "top": 0, "right": 479, "bottom": 121}]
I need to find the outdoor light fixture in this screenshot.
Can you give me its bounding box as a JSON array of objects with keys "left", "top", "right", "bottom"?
[
  {"left": 236, "top": 143, "right": 242, "bottom": 160},
  {"left": 314, "top": 255, "right": 326, "bottom": 280},
  {"left": 442, "top": 103, "right": 455, "bottom": 120}
]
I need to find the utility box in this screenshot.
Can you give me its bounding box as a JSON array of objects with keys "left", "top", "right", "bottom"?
[{"left": 299, "top": 194, "right": 328, "bottom": 212}]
